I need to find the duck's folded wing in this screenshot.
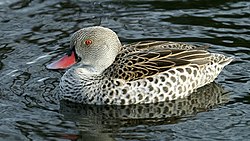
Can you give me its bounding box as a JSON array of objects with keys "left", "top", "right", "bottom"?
[
  {"left": 103, "top": 48, "right": 211, "bottom": 82},
  {"left": 122, "top": 41, "right": 209, "bottom": 50}
]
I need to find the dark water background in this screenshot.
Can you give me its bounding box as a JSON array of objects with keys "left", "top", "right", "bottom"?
[{"left": 1, "top": 0, "right": 250, "bottom": 140}]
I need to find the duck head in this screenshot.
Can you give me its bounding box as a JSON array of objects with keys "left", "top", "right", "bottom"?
[{"left": 47, "top": 26, "right": 122, "bottom": 73}]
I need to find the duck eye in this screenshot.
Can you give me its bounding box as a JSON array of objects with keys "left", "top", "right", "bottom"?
[{"left": 85, "top": 39, "right": 92, "bottom": 45}]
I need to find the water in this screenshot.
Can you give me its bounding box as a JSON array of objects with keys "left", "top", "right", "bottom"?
[{"left": 0, "top": 0, "right": 250, "bottom": 140}]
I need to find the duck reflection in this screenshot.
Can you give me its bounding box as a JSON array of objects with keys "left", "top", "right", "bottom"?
[{"left": 58, "top": 82, "right": 229, "bottom": 140}]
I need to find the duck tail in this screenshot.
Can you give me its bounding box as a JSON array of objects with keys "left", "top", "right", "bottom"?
[
  {"left": 211, "top": 53, "right": 234, "bottom": 67},
  {"left": 219, "top": 56, "right": 234, "bottom": 67}
]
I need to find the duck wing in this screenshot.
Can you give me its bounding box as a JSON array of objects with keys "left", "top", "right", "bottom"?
[
  {"left": 103, "top": 41, "right": 211, "bottom": 82},
  {"left": 122, "top": 41, "right": 209, "bottom": 50}
]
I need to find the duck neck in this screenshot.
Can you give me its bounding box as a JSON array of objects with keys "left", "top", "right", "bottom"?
[
  {"left": 74, "top": 64, "right": 101, "bottom": 75},
  {"left": 74, "top": 61, "right": 113, "bottom": 77},
  {"left": 79, "top": 47, "right": 120, "bottom": 74}
]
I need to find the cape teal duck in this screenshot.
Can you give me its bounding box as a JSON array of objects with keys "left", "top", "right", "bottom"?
[{"left": 47, "top": 26, "right": 233, "bottom": 105}]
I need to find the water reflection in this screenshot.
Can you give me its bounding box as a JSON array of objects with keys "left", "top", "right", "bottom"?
[{"left": 59, "top": 82, "right": 229, "bottom": 140}]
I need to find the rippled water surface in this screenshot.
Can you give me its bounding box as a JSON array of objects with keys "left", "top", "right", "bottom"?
[{"left": 1, "top": 0, "right": 250, "bottom": 140}]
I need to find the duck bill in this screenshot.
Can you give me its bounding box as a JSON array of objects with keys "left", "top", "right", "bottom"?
[{"left": 47, "top": 51, "right": 77, "bottom": 70}]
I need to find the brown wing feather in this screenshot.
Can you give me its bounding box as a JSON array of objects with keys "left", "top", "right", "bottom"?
[
  {"left": 123, "top": 41, "right": 209, "bottom": 50},
  {"left": 103, "top": 41, "right": 211, "bottom": 82}
]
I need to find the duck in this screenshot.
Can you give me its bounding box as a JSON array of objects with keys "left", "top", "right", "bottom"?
[{"left": 47, "top": 26, "right": 233, "bottom": 105}]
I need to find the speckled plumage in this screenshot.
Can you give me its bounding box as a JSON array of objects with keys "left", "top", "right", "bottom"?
[
  {"left": 56, "top": 26, "right": 233, "bottom": 105},
  {"left": 60, "top": 82, "right": 229, "bottom": 121}
]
